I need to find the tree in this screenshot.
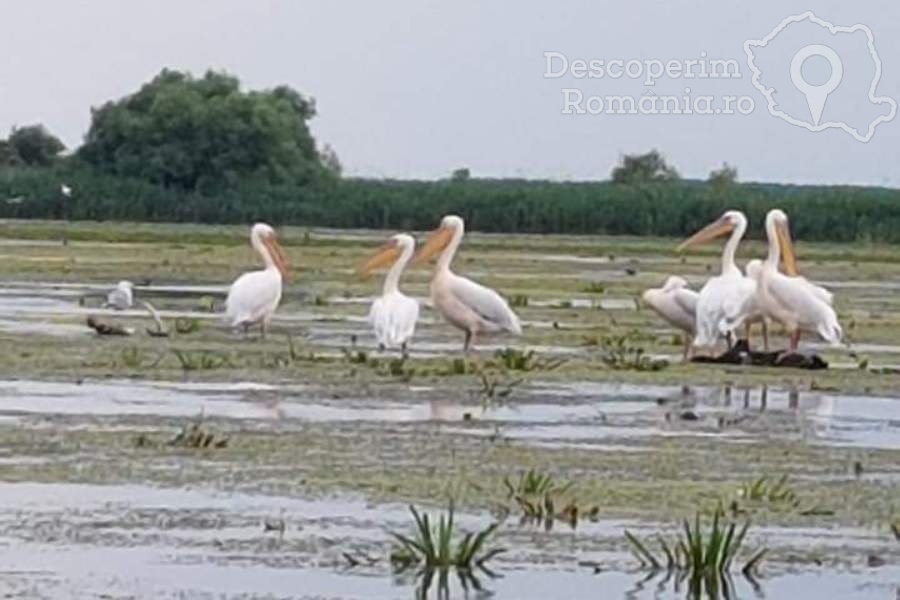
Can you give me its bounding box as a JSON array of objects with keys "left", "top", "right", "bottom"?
[
  {"left": 709, "top": 163, "right": 738, "bottom": 187},
  {"left": 78, "top": 69, "right": 334, "bottom": 191},
  {"left": 7, "top": 125, "right": 65, "bottom": 166},
  {"left": 610, "top": 150, "right": 679, "bottom": 184},
  {"left": 319, "top": 144, "right": 342, "bottom": 178},
  {"left": 450, "top": 168, "right": 471, "bottom": 182}
]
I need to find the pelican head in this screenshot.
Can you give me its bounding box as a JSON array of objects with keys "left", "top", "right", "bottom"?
[
  {"left": 358, "top": 233, "right": 415, "bottom": 277},
  {"left": 677, "top": 210, "right": 745, "bottom": 252},
  {"left": 662, "top": 275, "right": 688, "bottom": 291},
  {"left": 117, "top": 280, "right": 133, "bottom": 291},
  {"left": 766, "top": 209, "right": 797, "bottom": 276},
  {"left": 414, "top": 215, "right": 464, "bottom": 264},
  {"left": 251, "top": 222, "right": 289, "bottom": 278},
  {"left": 745, "top": 258, "right": 763, "bottom": 281}
]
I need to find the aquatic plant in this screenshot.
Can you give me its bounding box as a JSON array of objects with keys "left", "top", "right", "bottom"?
[
  {"left": 119, "top": 346, "right": 145, "bottom": 369},
  {"left": 582, "top": 282, "right": 606, "bottom": 294},
  {"left": 168, "top": 415, "right": 229, "bottom": 449},
  {"left": 508, "top": 294, "right": 529, "bottom": 308},
  {"left": 471, "top": 364, "right": 523, "bottom": 405},
  {"left": 494, "top": 347, "right": 537, "bottom": 371},
  {"left": 172, "top": 349, "right": 231, "bottom": 370},
  {"left": 738, "top": 475, "right": 798, "bottom": 506},
  {"left": 174, "top": 317, "right": 201, "bottom": 334},
  {"left": 389, "top": 503, "right": 504, "bottom": 570},
  {"left": 599, "top": 333, "right": 667, "bottom": 372},
  {"left": 504, "top": 469, "right": 598, "bottom": 529},
  {"left": 493, "top": 347, "right": 566, "bottom": 373},
  {"left": 724, "top": 475, "right": 832, "bottom": 517},
  {"left": 341, "top": 347, "right": 369, "bottom": 365},
  {"left": 624, "top": 508, "right": 766, "bottom": 584}
]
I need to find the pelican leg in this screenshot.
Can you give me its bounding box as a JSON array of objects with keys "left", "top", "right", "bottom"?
[
  {"left": 762, "top": 321, "right": 769, "bottom": 352},
  {"left": 401, "top": 342, "right": 409, "bottom": 359},
  {"left": 682, "top": 334, "right": 691, "bottom": 362},
  {"left": 260, "top": 320, "right": 268, "bottom": 340},
  {"left": 744, "top": 323, "right": 753, "bottom": 350},
  {"left": 463, "top": 331, "right": 472, "bottom": 353},
  {"left": 789, "top": 330, "right": 801, "bottom": 352}
]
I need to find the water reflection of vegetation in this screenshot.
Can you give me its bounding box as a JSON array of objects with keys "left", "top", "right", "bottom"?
[
  {"left": 625, "top": 508, "right": 766, "bottom": 600},
  {"left": 504, "top": 468, "right": 599, "bottom": 530},
  {"left": 389, "top": 503, "right": 504, "bottom": 571}
]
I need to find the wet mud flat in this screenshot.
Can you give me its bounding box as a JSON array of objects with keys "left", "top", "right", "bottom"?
[{"left": 0, "top": 221, "right": 899, "bottom": 598}]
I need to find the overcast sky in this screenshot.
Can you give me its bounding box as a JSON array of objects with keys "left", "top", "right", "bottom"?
[{"left": 1, "top": 1, "right": 897, "bottom": 186}]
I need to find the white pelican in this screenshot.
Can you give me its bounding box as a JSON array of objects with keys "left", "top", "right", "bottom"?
[
  {"left": 743, "top": 259, "right": 770, "bottom": 350},
  {"left": 358, "top": 233, "right": 420, "bottom": 353},
  {"left": 225, "top": 223, "right": 289, "bottom": 338},
  {"left": 105, "top": 281, "right": 134, "bottom": 310},
  {"left": 415, "top": 215, "right": 521, "bottom": 351},
  {"left": 756, "top": 209, "right": 841, "bottom": 350},
  {"left": 678, "top": 211, "right": 757, "bottom": 351},
  {"left": 641, "top": 276, "right": 698, "bottom": 360}
]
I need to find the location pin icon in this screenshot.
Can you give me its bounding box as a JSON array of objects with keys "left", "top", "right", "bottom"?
[{"left": 790, "top": 44, "right": 843, "bottom": 126}]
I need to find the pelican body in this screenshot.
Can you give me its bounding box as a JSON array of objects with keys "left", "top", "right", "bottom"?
[
  {"left": 225, "top": 223, "right": 289, "bottom": 337},
  {"left": 106, "top": 280, "right": 134, "bottom": 310},
  {"left": 756, "top": 209, "right": 841, "bottom": 350},
  {"left": 359, "top": 233, "right": 420, "bottom": 352},
  {"left": 678, "top": 211, "right": 757, "bottom": 351},
  {"left": 415, "top": 215, "right": 521, "bottom": 351},
  {"left": 642, "top": 276, "right": 699, "bottom": 360}
]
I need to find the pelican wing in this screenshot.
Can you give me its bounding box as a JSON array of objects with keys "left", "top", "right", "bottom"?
[
  {"left": 797, "top": 278, "right": 833, "bottom": 305},
  {"left": 225, "top": 269, "right": 282, "bottom": 326},
  {"left": 449, "top": 275, "right": 522, "bottom": 334},
  {"left": 764, "top": 272, "right": 841, "bottom": 343},
  {"left": 369, "top": 292, "right": 419, "bottom": 348},
  {"left": 673, "top": 288, "right": 699, "bottom": 318}
]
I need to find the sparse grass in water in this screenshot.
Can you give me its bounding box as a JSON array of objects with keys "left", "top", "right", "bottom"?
[
  {"left": 389, "top": 503, "right": 504, "bottom": 571},
  {"left": 624, "top": 508, "right": 767, "bottom": 595},
  {"left": 599, "top": 333, "right": 668, "bottom": 372},
  {"left": 172, "top": 349, "right": 231, "bottom": 370},
  {"left": 504, "top": 468, "right": 599, "bottom": 529}
]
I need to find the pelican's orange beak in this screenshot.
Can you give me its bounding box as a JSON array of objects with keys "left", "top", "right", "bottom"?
[
  {"left": 677, "top": 216, "right": 735, "bottom": 252},
  {"left": 776, "top": 220, "right": 798, "bottom": 276},
  {"left": 357, "top": 240, "right": 401, "bottom": 278},
  {"left": 264, "top": 236, "right": 290, "bottom": 280},
  {"left": 414, "top": 226, "right": 453, "bottom": 265}
]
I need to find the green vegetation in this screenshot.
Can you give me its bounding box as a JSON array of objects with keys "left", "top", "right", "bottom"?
[
  {"left": 0, "top": 69, "right": 898, "bottom": 241},
  {"left": 389, "top": 503, "right": 504, "bottom": 570},
  {"left": 625, "top": 509, "right": 766, "bottom": 595}
]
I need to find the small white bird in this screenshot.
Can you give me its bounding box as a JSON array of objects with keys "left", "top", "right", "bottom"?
[
  {"left": 642, "top": 276, "right": 699, "bottom": 360},
  {"left": 60, "top": 184, "right": 72, "bottom": 198},
  {"left": 755, "top": 209, "right": 841, "bottom": 351},
  {"left": 358, "top": 233, "right": 420, "bottom": 353},
  {"left": 105, "top": 281, "right": 134, "bottom": 310},
  {"left": 678, "top": 210, "right": 757, "bottom": 352},
  {"left": 414, "top": 215, "right": 521, "bottom": 352},
  {"left": 225, "top": 223, "right": 289, "bottom": 338}
]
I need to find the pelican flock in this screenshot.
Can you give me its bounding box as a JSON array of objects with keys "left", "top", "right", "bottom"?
[
  {"left": 212, "top": 210, "right": 837, "bottom": 364},
  {"left": 225, "top": 222, "right": 289, "bottom": 338},
  {"left": 359, "top": 233, "right": 420, "bottom": 353},
  {"left": 640, "top": 208, "right": 841, "bottom": 358}
]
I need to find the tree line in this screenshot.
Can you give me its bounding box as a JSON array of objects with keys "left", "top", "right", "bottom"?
[{"left": 1, "top": 69, "right": 898, "bottom": 243}]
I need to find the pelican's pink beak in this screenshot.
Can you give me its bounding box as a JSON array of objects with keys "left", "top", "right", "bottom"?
[
  {"left": 357, "top": 239, "right": 401, "bottom": 278},
  {"left": 414, "top": 226, "right": 453, "bottom": 265}
]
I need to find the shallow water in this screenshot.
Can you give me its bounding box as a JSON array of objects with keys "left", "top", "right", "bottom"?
[
  {"left": 1, "top": 379, "right": 898, "bottom": 451},
  {"left": 0, "top": 481, "right": 896, "bottom": 599}
]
